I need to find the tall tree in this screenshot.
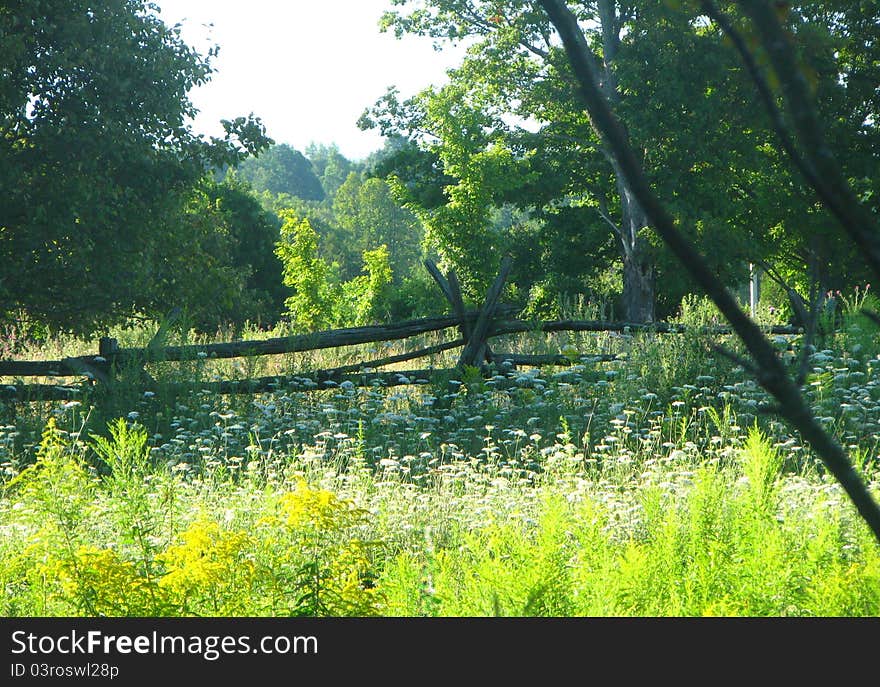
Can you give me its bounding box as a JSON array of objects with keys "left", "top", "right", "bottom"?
[
  {"left": 368, "top": 1, "right": 668, "bottom": 320},
  {"left": 366, "top": 0, "right": 856, "bottom": 321},
  {"left": 333, "top": 172, "right": 425, "bottom": 283},
  {"left": 305, "top": 143, "right": 358, "bottom": 199},
  {"left": 535, "top": 0, "right": 880, "bottom": 541},
  {"left": 206, "top": 179, "right": 288, "bottom": 326},
  {"left": 274, "top": 212, "right": 336, "bottom": 332},
  {"left": 0, "top": 0, "right": 269, "bottom": 336},
  {"left": 234, "top": 144, "right": 325, "bottom": 201}
]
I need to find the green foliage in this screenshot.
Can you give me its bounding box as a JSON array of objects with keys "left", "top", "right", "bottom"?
[
  {"left": 677, "top": 294, "right": 723, "bottom": 328},
  {"left": 740, "top": 425, "right": 784, "bottom": 514},
  {"left": 333, "top": 173, "right": 425, "bottom": 283},
  {"left": 0, "top": 0, "right": 271, "bottom": 337},
  {"left": 366, "top": 0, "right": 880, "bottom": 321},
  {"left": 274, "top": 213, "right": 396, "bottom": 330},
  {"left": 275, "top": 212, "right": 337, "bottom": 332},
  {"left": 3, "top": 325, "right": 880, "bottom": 617},
  {"left": 142, "top": 179, "right": 287, "bottom": 334},
  {"left": 254, "top": 141, "right": 428, "bottom": 322},
  {"left": 838, "top": 285, "right": 880, "bottom": 359},
  {"left": 1, "top": 420, "right": 383, "bottom": 616},
  {"left": 254, "top": 481, "right": 383, "bottom": 616},
  {"left": 386, "top": 271, "right": 442, "bottom": 321},
  {"left": 234, "top": 144, "right": 325, "bottom": 201},
  {"left": 341, "top": 245, "right": 394, "bottom": 326},
  {"left": 377, "top": 458, "right": 880, "bottom": 616},
  {"left": 207, "top": 179, "right": 288, "bottom": 326},
  {"left": 305, "top": 142, "right": 357, "bottom": 199}
]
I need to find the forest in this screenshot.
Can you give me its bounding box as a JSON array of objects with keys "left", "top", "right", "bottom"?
[{"left": 1, "top": 0, "right": 880, "bottom": 619}]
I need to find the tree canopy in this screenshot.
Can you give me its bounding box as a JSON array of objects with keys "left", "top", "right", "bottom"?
[
  {"left": 0, "top": 0, "right": 270, "bottom": 336},
  {"left": 361, "top": 0, "right": 880, "bottom": 322},
  {"left": 233, "top": 144, "right": 326, "bottom": 202}
]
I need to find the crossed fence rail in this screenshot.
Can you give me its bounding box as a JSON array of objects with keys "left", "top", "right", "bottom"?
[{"left": 0, "top": 260, "right": 801, "bottom": 402}]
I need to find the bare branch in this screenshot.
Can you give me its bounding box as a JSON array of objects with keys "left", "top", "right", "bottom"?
[
  {"left": 757, "top": 258, "right": 811, "bottom": 329},
  {"left": 595, "top": 193, "right": 624, "bottom": 241},
  {"left": 538, "top": 0, "right": 880, "bottom": 543}
]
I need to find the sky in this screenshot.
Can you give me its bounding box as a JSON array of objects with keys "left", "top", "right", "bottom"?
[{"left": 156, "top": 1, "right": 469, "bottom": 161}]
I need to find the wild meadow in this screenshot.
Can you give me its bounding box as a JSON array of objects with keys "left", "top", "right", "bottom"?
[
  {"left": 2, "top": 296, "right": 879, "bottom": 618},
  {"left": 6, "top": 0, "right": 880, "bottom": 630}
]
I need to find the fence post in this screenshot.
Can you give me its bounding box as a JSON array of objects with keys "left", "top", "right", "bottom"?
[
  {"left": 424, "top": 260, "right": 499, "bottom": 366},
  {"left": 457, "top": 256, "right": 513, "bottom": 369},
  {"left": 99, "top": 337, "right": 119, "bottom": 358}
]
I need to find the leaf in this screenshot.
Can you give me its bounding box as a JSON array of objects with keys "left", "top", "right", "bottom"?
[{"left": 148, "top": 307, "right": 183, "bottom": 351}]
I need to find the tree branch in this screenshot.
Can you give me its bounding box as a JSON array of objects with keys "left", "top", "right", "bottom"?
[
  {"left": 735, "top": 0, "right": 880, "bottom": 283},
  {"left": 700, "top": 1, "right": 824, "bottom": 198},
  {"left": 538, "top": 0, "right": 880, "bottom": 543},
  {"left": 595, "top": 192, "right": 625, "bottom": 244}
]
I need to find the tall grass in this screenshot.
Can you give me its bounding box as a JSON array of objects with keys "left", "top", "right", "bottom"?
[
  {"left": 1, "top": 409, "right": 877, "bottom": 617},
  {"left": 2, "top": 300, "right": 880, "bottom": 617}
]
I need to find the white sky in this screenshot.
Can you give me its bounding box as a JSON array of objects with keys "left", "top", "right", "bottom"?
[{"left": 156, "top": 1, "right": 468, "bottom": 161}]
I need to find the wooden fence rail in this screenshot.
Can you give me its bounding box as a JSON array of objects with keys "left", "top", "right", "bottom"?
[{"left": 0, "top": 260, "right": 804, "bottom": 403}]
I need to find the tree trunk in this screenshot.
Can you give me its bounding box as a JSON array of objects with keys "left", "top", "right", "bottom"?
[
  {"left": 599, "top": 0, "right": 656, "bottom": 323},
  {"left": 749, "top": 263, "right": 760, "bottom": 317},
  {"left": 622, "top": 249, "right": 656, "bottom": 323},
  {"left": 612, "top": 155, "right": 656, "bottom": 323},
  {"left": 613, "top": 160, "right": 657, "bottom": 323}
]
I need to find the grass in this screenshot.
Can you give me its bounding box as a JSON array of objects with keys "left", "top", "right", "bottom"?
[{"left": 1, "top": 309, "right": 880, "bottom": 617}]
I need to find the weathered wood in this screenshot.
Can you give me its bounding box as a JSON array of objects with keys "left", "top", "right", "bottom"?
[
  {"left": 114, "top": 314, "right": 474, "bottom": 364},
  {"left": 0, "top": 361, "right": 69, "bottom": 377},
  {"left": 320, "top": 338, "right": 465, "bottom": 376},
  {"left": 488, "top": 319, "right": 803, "bottom": 337},
  {"left": 0, "top": 369, "right": 438, "bottom": 401},
  {"left": 446, "top": 269, "right": 500, "bottom": 364},
  {"left": 0, "top": 317, "right": 802, "bottom": 381},
  {"left": 61, "top": 357, "right": 110, "bottom": 385},
  {"left": 0, "top": 384, "right": 84, "bottom": 402},
  {"left": 458, "top": 256, "right": 513, "bottom": 367},
  {"left": 160, "top": 369, "right": 441, "bottom": 396},
  {"left": 424, "top": 260, "right": 455, "bottom": 305},
  {"left": 0, "top": 280, "right": 804, "bottom": 405},
  {"left": 0, "top": 356, "right": 111, "bottom": 379},
  {"left": 424, "top": 260, "right": 479, "bottom": 346},
  {"left": 447, "top": 271, "right": 473, "bottom": 340}
]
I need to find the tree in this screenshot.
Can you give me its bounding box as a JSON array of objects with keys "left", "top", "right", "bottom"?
[
  {"left": 132, "top": 178, "right": 287, "bottom": 334},
  {"left": 0, "top": 0, "right": 270, "bottom": 336},
  {"left": 274, "top": 212, "right": 337, "bottom": 332},
  {"left": 274, "top": 212, "right": 398, "bottom": 330},
  {"left": 536, "top": 0, "right": 880, "bottom": 541},
  {"left": 365, "top": 1, "right": 869, "bottom": 322},
  {"left": 305, "top": 142, "right": 358, "bottom": 199},
  {"left": 333, "top": 173, "right": 425, "bottom": 283},
  {"left": 366, "top": 1, "right": 667, "bottom": 320},
  {"left": 363, "top": 134, "right": 453, "bottom": 210},
  {"left": 204, "top": 179, "right": 288, "bottom": 327},
  {"left": 340, "top": 244, "right": 394, "bottom": 325},
  {"left": 234, "top": 144, "right": 325, "bottom": 201}
]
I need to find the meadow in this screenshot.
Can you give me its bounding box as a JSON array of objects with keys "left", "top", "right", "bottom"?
[{"left": 2, "top": 299, "right": 879, "bottom": 617}]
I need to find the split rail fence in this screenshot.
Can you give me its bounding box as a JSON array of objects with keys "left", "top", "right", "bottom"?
[{"left": 0, "top": 259, "right": 801, "bottom": 402}]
